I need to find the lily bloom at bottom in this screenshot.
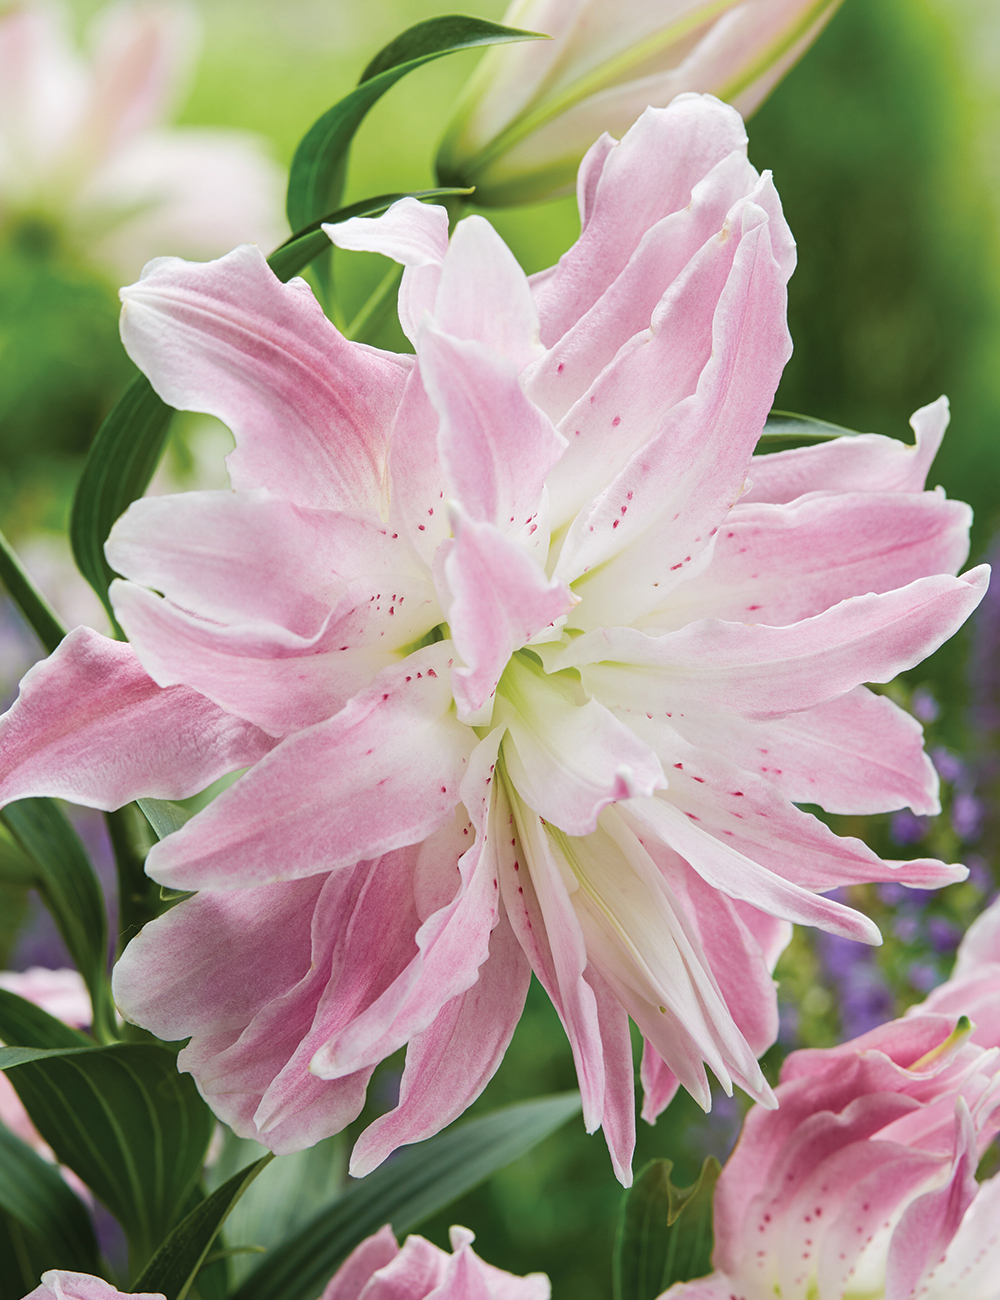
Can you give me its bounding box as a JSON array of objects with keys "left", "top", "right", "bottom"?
[
  {"left": 662, "top": 1010, "right": 1000, "bottom": 1300},
  {"left": 21, "top": 1226, "right": 549, "bottom": 1300}
]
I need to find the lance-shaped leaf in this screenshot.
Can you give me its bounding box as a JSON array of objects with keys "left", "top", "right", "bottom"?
[
  {"left": 0, "top": 987, "right": 91, "bottom": 1051},
  {"left": 756, "top": 410, "right": 863, "bottom": 451},
  {"left": 0, "top": 799, "right": 114, "bottom": 1043},
  {"left": 0, "top": 1124, "right": 100, "bottom": 1277},
  {"left": 70, "top": 374, "right": 175, "bottom": 621},
  {"left": 0, "top": 528, "right": 65, "bottom": 655},
  {"left": 132, "top": 1157, "right": 272, "bottom": 1300},
  {"left": 613, "top": 1157, "right": 720, "bottom": 1300},
  {"left": 232, "top": 1091, "right": 581, "bottom": 1300},
  {"left": 286, "top": 15, "right": 541, "bottom": 232},
  {"left": 0, "top": 1043, "right": 214, "bottom": 1274}
]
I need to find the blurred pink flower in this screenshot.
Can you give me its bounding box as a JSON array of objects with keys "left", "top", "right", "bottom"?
[
  {"left": 0, "top": 96, "right": 984, "bottom": 1183},
  {"left": 664, "top": 1013, "right": 1000, "bottom": 1300},
  {"left": 0, "top": 0, "right": 284, "bottom": 280},
  {"left": 23, "top": 1272, "right": 162, "bottom": 1300},
  {"left": 437, "top": 0, "right": 844, "bottom": 205},
  {"left": 321, "top": 1224, "right": 548, "bottom": 1300}
]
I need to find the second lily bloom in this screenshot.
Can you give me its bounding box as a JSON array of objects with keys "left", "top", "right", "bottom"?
[{"left": 0, "top": 95, "right": 984, "bottom": 1181}]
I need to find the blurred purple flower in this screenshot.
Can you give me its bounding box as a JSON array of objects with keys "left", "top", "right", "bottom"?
[
  {"left": 926, "top": 915, "right": 963, "bottom": 954},
  {"left": 911, "top": 687, "right": 939, "bottom": 723},
  {"left": 890, "top": 809, "right": 931, "bottom": 846},
  {"left": 931, "top": 747, "right": 966, "bottom": 785},
  {"left": 893, "top": 913, "right": 921, "bottom": 943},
  {"left": 877, "top": 881, "right": 909, "bottom": 906},
  {"left": 777, "top": 1000, "right": 799, "bottom": 1047},
  {"left": 951, "top": 791, "right": 984, "bottom": 842},
  {"left": 816, "top": 930, "right": 894, "bottom": 1039},
  {"left": 907, "top": 961, "right": 942, "bottom": 993}
]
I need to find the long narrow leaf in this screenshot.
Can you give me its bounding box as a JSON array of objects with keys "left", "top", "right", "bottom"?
[
  {"left": 0, "top": 1043, "right": 214, "bottom": 1274},
  {"left": 0, "top": 1125, "right": 100, "bottom": 1275},
  {"left": 70, "top": 374, "right": 174, "bottom": 617},
  {"left": 0, "top": 799, "right": 114, "bottom": 1042},
  {"left": 613, "top": 1157, "right": 720, "bottom": 1300},
  {"left": 756, "top": 409, "right": 863, "bottom": 451},
  {"left": 233, "top": 1091, "right": 581, "bottom": 1300},
  {"left": 286, "top": 16, "right": 541, "bottom": 231},
  {"left": 0, "top": 987, "right": 91, "bottom": 1050},
  {"left": 132, "top": 1157, "right": 271, "bottom": 1300},
  {"left": 0, "top": 529, "right": 66, "bottom": 654}
]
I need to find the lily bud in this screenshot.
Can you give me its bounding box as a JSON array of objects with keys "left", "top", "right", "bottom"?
[{"left": 437, "top": 0, "right": 843, "bottom": 206}]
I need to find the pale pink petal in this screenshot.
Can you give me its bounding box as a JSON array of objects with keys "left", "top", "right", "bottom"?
[
  {"left": 743, "top": 397, "right": 950, "bottom": 505},
  {"left": 143, "top": 644, "right": 472, "bottom": 889},
  {"left": 433, "top": 215, "right": 543, "bottom": 370},
  {"left": 26, "top": 1272, "right": 163, "bottom": 1300},
  {"left": 626, "top": 796, "right": 882, "bottom": 943},
  {"left": 952, "top": 895, "right": 1000, "bottom": 974},
  {"left": 0, "top": 7, "right": 86, "bottom": 185},
  {"left": 106, "top": 489, "right": 430, "bottom": 636},
  {"left": 349, "top": 901, "right": 531, "bottom": 1178},
  {"left": 309, "top": 734, "right": 504, "bottom": 1081},
  {"left": 562, "top": 568, "right": 989, "bottom": 719},
  {"left": 384, "top": 369, "right": 453, "bottom": 567},
  {"left": 526, "top": 149, "right": 763, "bottom": 426},
  {"left": 585, "top": 964, "right": 636, "bottom": 1185},
  {"left": 498, "top": 791, "right": 606, "bottom": 1134},
  {"left": 546, "top": 178, "right": 787, "bottom": 544},
  {"left": 0, "top": 625, "right": 273, "bottom": 811},
  {"left": 325, "top": 196, "right": 448, "bottom": 345},
  {"left": 644, "top": 739, "right": 961, "bottom": 893},
  {"left": 885, "top": 1099, "right": 980, "bottom": 1300},
  {"left": 651, "top": 490, "right": 971, "bottom": 631},
  {"left": 360, "top": 1235, "right": 448, "bottom": 1299},
  {"left": 500, "top": 656, "right": 663, "bottom": 837},
  {"left": 417, "top": 325, "right": 566, "bottom": 533},
  {"left": 321, "top": 1225, "right": 399, "bottom": 1300},
  {"left": 119, "top": 245, "right": 411, "bottom": 512},
  {"left": 924, "top": 1173, "right": 1000, "bottom": 1299},
  {"left": 532, "top": 98, "right": 750, "bottom": 344},
  {"left": 111, "top": 578, "right": 407, "bottom": 736},
  {"left": 657, "top": 1277, "right": 731, "bottom": 1300},
  {"left": 554, "top": 202, "right": 792, "bottom": 630},
  {"left": 441, "top": 510, "right": 574, "bottom": 720},
  {"left": 640, "top": 1039, "right": 680, "bottom": 1124},
  {"left": 671, "top": 687, "right": 940, "bottom": 816}
]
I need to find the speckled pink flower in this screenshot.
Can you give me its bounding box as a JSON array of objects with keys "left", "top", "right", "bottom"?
[{"left": 0, "top": 95, "right": 984, "bottom": 1183}]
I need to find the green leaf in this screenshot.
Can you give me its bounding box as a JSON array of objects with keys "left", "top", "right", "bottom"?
[
  {"left": 0, "top": 1210, "right": 52, "bottom": 1300},
  {"left": 233, "top": 1091, "right": 581, "bottom": 1300},
  {"left": 137, "top": 797, "right": 196, "bottom": 841},
  {"left": 286, "top": 15, "right": 542, "bottom": 232},
  {"left": 70, "top": 374, "right": 174, "bottom": 618},
  {"left": 0, "top": 528, "right": 66, "bottom": 654},
  {"left": 0, "top": 1124, "right": 100, "bottom": 1276},
  {"left": 613, "top": 1157, "right": 720, "bottom": 1300},
  {"left": 0, "top": 987, "right": 91, "bottom": 1050},
  {"left": 0, "top": 798, "right": 115, "bottom": 1043},
  {"left": 756, "top": 409, "right": 863, "bottom": 451},
  {"left": 132, "top": 1157, "right": 272, "bottom": 1300},
  {"left": 0, "top": 1042, "right": 214, "bottom": 1274}
]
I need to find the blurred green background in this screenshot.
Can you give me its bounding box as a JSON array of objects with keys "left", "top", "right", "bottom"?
[{"left": 3, "top": 0, "right": 1000, "bottom": 1295}]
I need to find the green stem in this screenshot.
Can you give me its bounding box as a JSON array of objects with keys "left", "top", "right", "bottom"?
[{"left": 106, "top": 804, "right": 163, "bottom": 957}]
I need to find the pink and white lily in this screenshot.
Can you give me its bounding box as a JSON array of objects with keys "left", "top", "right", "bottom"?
[
  {"left": 0, "top": 1, "right": 284, "bottom": 279},
  {"left": 437, "top": 0, "right": 844, "bottom": 205},
  {"left": 22, "top": 1274, "right": 163, "bottom": 1300},
  {"left": 320, "top": 1224, "right": 549, "bottom": 1300},
  {"left": 662, "top": 1013, "right": 1000, "bottom": 1300},
  {"left": 0, "top": 96, "right": 984, "bottom": 1183}
]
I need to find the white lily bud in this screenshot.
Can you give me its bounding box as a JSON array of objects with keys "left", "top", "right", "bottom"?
[{"left": 437, "top": 0, "right": 843, "bottom": 206}]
